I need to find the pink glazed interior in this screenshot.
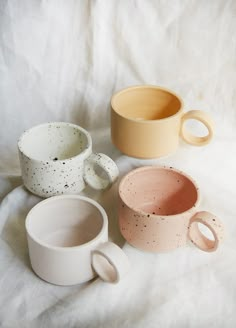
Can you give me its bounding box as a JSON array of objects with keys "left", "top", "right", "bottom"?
[{"left": 119, "top": 166, "right": 199, "bottom": 216}]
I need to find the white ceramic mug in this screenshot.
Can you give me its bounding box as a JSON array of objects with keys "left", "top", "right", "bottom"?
[
  {"left": 25, "top": 195, "right": 130, "bottom": 286},
  {"left": 18, "top": 122, "right": 119, "bottom": 198}
]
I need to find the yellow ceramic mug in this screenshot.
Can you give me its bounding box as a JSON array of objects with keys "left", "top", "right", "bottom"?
[{"left": 111, "top": 85, "right": 214, "bottom": 158}]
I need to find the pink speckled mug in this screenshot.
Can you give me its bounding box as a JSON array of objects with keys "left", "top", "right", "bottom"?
[{"left": 119, "top": 166, "right": 224, "bottom": 253}]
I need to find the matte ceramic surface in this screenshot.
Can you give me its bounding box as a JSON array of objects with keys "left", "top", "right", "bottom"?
[
  {"left": 119, "top": 166, "right": 224, "bottom": 252},
  {"left": 26, "top": 195, "right": 130, "bottom": 286},
  {"left": 18, "top": 122, "right": 119, "bottom": 197},
  {"left": 111, "top": 85, "right": 214, "bottom": 158}
]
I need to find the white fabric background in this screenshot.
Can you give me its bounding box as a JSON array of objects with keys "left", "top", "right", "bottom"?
[{"left": 0, "top": 0, "right": 236, "bottom": 327}]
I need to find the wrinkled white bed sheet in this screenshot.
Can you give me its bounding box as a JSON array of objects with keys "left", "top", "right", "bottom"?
[{"left": 0, "top": 1, "right": 236, "bottom": 327}]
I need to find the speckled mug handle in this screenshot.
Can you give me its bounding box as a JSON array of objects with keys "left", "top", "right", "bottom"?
[
  {"left": 188, "top": 211, "right": 225, "bottom": 252},
  {"left": 180, "top": 110, "right": 214, "bottom": 146},
  {"left": 83, "top": 153, "right": 119, "bottom": 190}
]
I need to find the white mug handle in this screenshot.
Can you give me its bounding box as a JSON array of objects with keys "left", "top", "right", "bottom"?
[
  {"left": 92, "top": 242, "right": 130, "bottom": 283},
  {"left": 83, "top": 153, "right": 119, "bottom": 190}
]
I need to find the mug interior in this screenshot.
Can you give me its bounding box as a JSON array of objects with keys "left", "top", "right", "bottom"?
[
  {"left": 26, "top": 197, "right": 105, "bottom": 247},
  {"left": 19, "top": 123, "right": 90, "bottom": 161},
  {"left": 120, "top": 167, "right": 198, "bottom": 216},
  {"left": 112, "top": 86, "right": 182, "bottom": 120}
]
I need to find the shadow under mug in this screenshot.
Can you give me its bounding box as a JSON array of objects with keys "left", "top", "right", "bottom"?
[
  {"left": 18, "top": 122, "right": 119, "bottom": 198},
  {"left": 25, "top": 195, "right": 130, "bottom": 286},
  {"left": 119, "top": 166, "right": 224, "bottom": 253},
  {"left": 111, "top": 85, "right": 214, "bottom": 158}
]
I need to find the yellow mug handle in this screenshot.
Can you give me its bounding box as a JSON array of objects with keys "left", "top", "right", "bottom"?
[{"left": 180, "top": 110, "right": 214, "bottom": 146}]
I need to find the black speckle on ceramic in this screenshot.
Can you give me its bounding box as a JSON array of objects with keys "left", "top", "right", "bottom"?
[
  {"left": 118, "top": 166, "right": 201, "bottom": 252},
  {"left": 19, "top": 123, "right": 119, "bottom": 198}
]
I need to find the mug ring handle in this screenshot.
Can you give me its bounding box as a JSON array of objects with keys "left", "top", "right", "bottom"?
[
  {"left": 84, "top": 153, "right": 119, "bottom": 190},
  {"left": 188, "top": 211, "right": 225, "bottom": 252},
  {"left": 180, "top": 110, "right": 214, "bottom": 146},
  {"left": 92, "top": 242, "right": 130, "bottom": 283}
]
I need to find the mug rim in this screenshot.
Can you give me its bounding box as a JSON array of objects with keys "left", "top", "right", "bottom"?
[
  {"left": 119, "top": 165, "right": 201, "bottom": 217},
  {"left": 18, "top": 122, "right": 92, "bottom": 163},
  {"left": 25, "top": 195, "right": 108, "bottom": 251},
  {"left": 111, "top": 85, "right": 184, "bottom": 122}
]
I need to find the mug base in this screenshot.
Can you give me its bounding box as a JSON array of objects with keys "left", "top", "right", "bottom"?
[
  {"left": 23, "top": 184, "right": 81, "bottom": 199},
  {"left": 111, "top": 140, "right": 178, "bottom": 159},
  {"left": 124, "top": 238, "right": 186, "bottom": 253},
  {"left": 30, "top": 266, "right": 97, "bottom": 286}
]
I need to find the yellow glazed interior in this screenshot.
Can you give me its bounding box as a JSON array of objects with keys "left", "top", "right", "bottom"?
[{"left": 111, "top": 86, "right": 182, "bottom": 121}]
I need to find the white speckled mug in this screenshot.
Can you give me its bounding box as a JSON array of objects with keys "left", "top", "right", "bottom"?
[
  {"left": 18, "top": 122, "right": 119, "bottom": 198},
  {"left": 119, "top": 166, "right": 224, "bottom": 253}
]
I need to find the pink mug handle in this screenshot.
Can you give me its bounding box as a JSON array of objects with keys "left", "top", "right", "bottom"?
[{"left": 188, "top": 211, "right": 225, "bottom": 252}]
